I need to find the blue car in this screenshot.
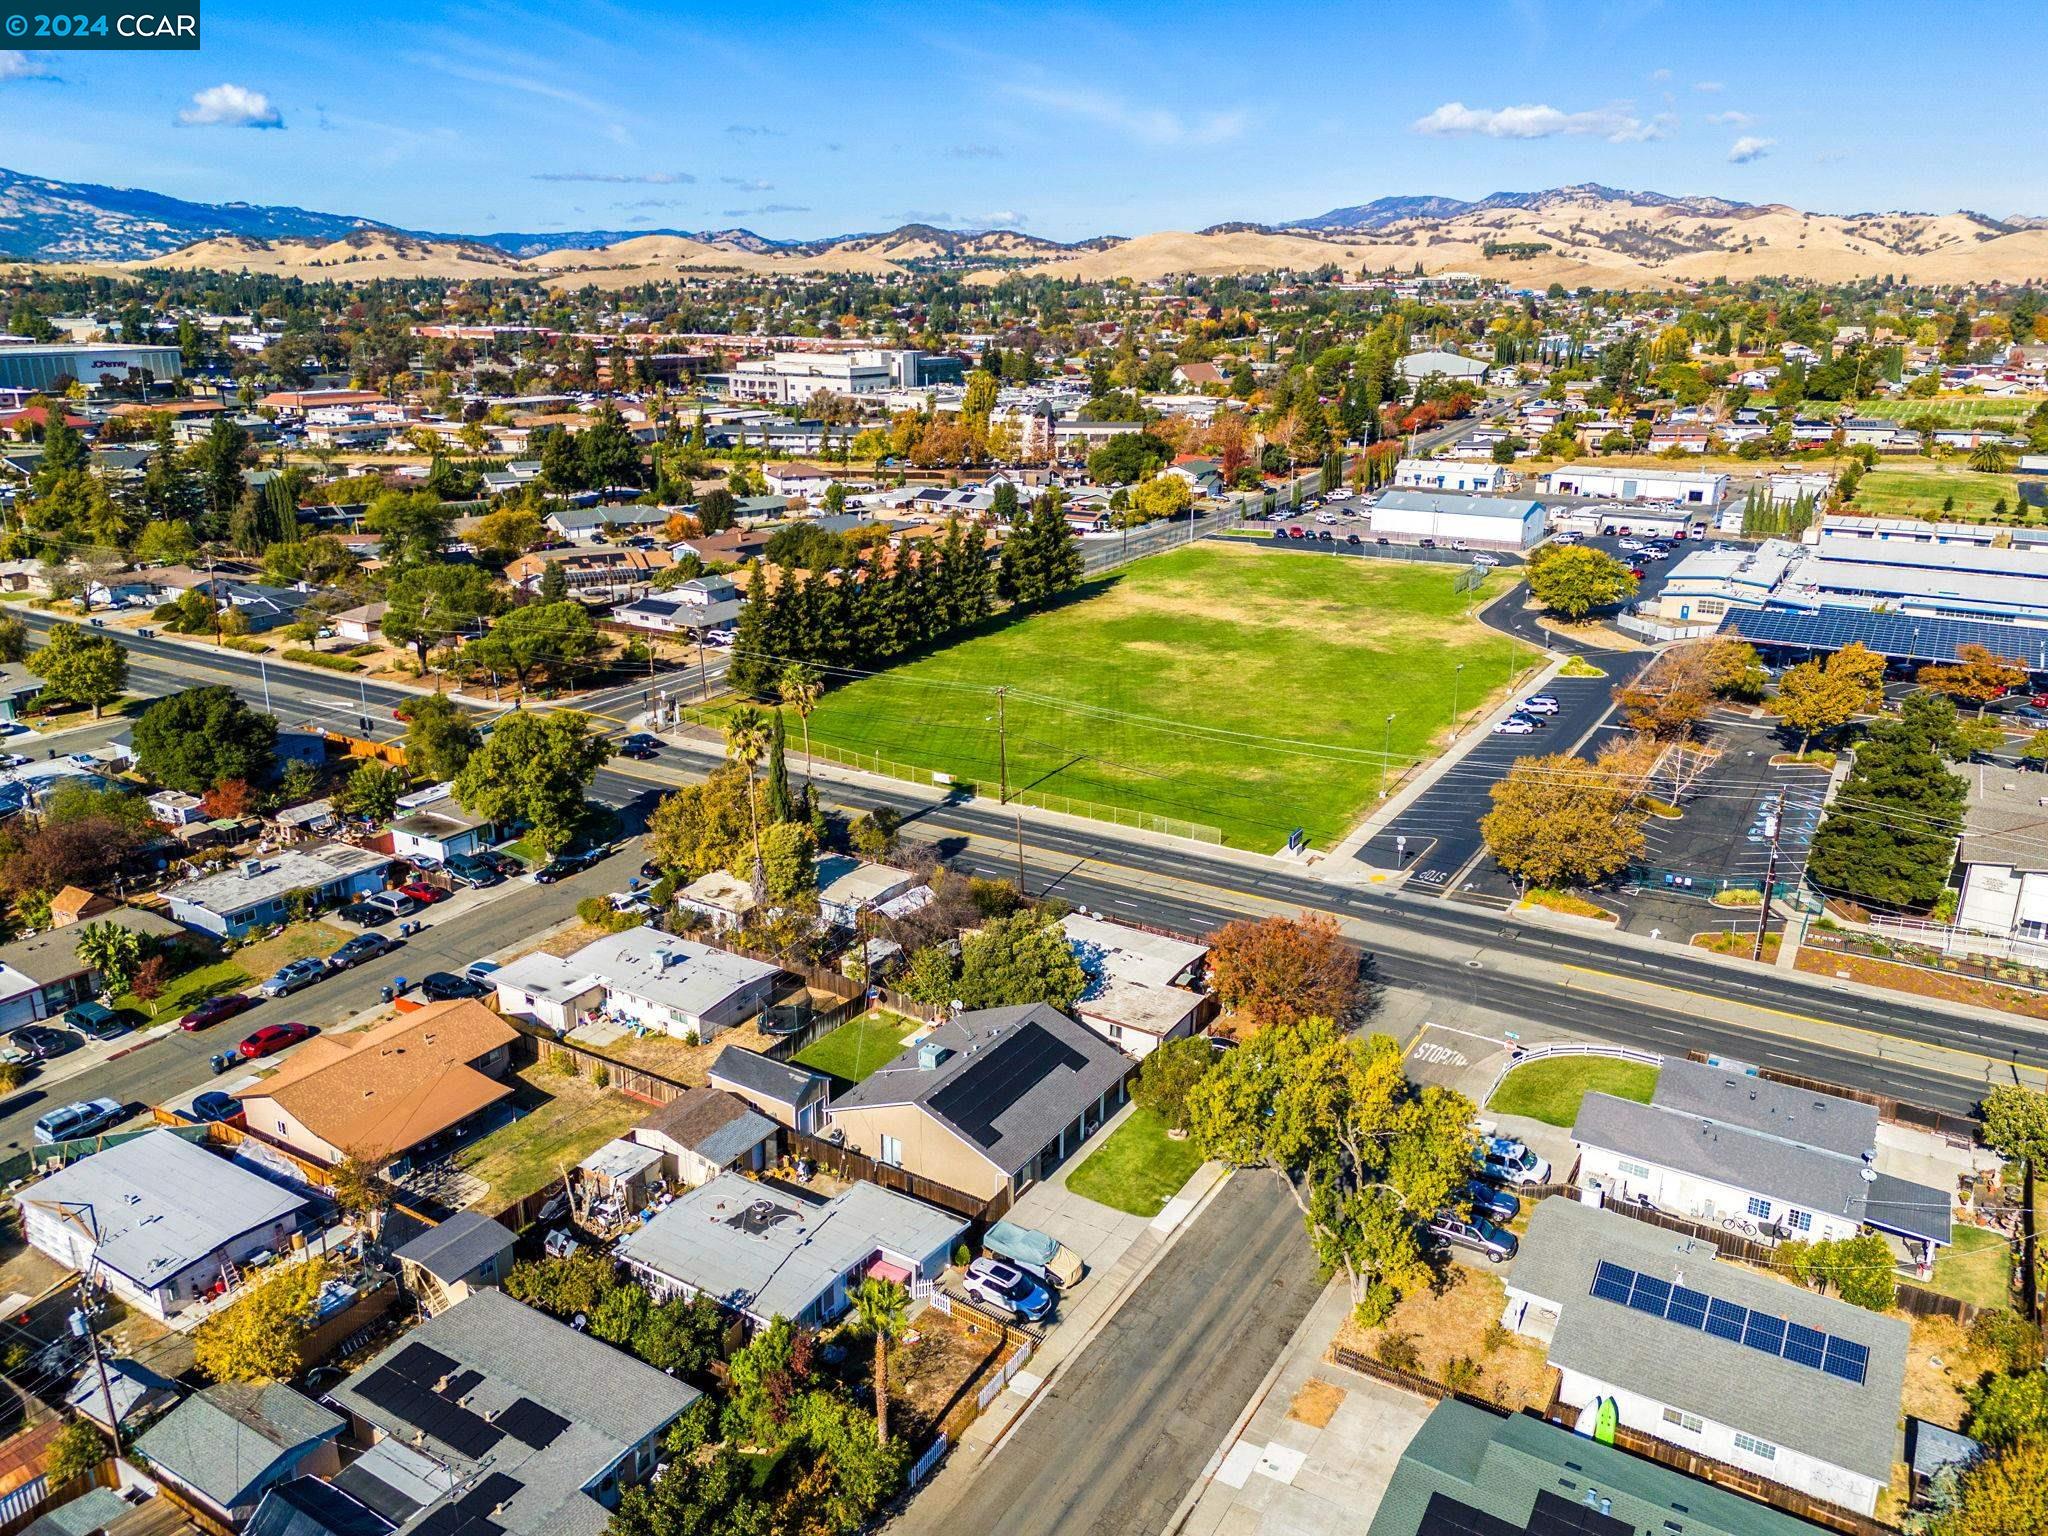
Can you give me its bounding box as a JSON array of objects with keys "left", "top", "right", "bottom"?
[{"left": 1463, "top": 1180, "right": 1521, "bottom": 1225}]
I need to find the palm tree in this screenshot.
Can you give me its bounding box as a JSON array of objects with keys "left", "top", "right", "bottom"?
[
  {"left": 74, "top": 921, "right": 143, "bottom": 998},
  {"left": 1970, "top": 441, "right": 2011, "bottom": 474},
  {"left": 777, "top": 664, "right": 823, "bottom": 787},
  {"left": 725, "top": 705, "right": 771, "bottom": 889},
  {"left": 851, "top": 1277, "right": 911, "bottom": 1445}
]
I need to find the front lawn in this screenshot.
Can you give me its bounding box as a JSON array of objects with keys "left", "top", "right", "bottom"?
[
  {"left": 792, "top": 1010, "right": 919, "bottom": 1083},
  {"left": 798, "top": 542, "right": 1530, "bottom": 851},
  {"left": 1921, "top": 1224, "right": 2013, "bottom": 1312},
  {"left": 115, "top": 922, "right": 350, "bottom": 1024},
  {"left": 1065, "top": 1106, "right": 1206, "bottom": 1216},
  {"left": 452, "top": 1063, "right": 646, "bottom": 1209},
  {"left": 1486, "top": 1055, "right": 1659, "bottom": 1128}
]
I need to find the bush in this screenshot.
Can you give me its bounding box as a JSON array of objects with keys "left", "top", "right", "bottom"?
[
  {"left": 1970, "top": 1308, "right": 2045, "bottom": 1373},
  {"left": 953, "top": 1244, "right": 971, "bottom": 1267},
  {"left": 592, "top": 1064, "right": 610, "bottom": 1089},
  {"left": 1373, "top": 1330, "right": 1420, "bottom": 1372},
  {"left": 220, "top": 636, "right": 270, "bottom": 655},
  {"left": 1440, "top": 1356, "right": 1483, "bottom": 1393},
  {"left": 1132, "top": 1035, "right": 1214, "bottom": 1133},
  {"left": 44, "top": 1421, "right": 106, "bottom": 1487},
  {"left": 1481, "top": 1321, "right": 1512, "bottom": 1356},
  {"left": 282, "top": 649, "right": 364, "bottom": 672}
]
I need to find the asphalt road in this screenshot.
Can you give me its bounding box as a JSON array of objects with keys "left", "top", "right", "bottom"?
[{"left": 897, "top": 1172, "right": 1318, "bottom": 1536}]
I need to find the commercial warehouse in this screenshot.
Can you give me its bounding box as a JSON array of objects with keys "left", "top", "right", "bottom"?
[
  {"left": 1369, "top": 489, "right": 1546, "bottom": 549},
  {"left": 0, "top": 342, "right": 183, "bottom": 392}
]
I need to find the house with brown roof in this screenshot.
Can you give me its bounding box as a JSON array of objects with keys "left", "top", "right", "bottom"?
[
  {"left": 503, "top": 547, "right": 672, "bottom": 595},
  {"left": 237, "top": 1000, "right": 517, "bottom": 1169},
  {"left": 627, "top": 1087, "right": 777, "bottom": 1188},
  {"left": 48, "top": 886, "right": 113, "bottom": 927}
]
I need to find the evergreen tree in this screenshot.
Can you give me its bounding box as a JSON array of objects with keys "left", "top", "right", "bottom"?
[
  {"left": 539, "top": 560, "right": 568, "bottom": 603},
  {"left": 763, "top": 712, "right": 792, "bottom": 823},
  {"left": 726, "top": 563, "right": 775, "bottom": 698}
]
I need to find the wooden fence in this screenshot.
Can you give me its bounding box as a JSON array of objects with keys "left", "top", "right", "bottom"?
[
  {"left": 156, "top": 1482, "right": 240, "bottom": 1536},
  {"left": 789, "top": 1131, "right": 1007, "bottom": 1225},
  {"left": 1596, "top": 1422, "right": 1902, "bottom": 1536}
]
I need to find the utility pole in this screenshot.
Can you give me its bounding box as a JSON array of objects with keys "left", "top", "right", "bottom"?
[
  {"left": 993, "top": 686, "right": 1009, "bottom": 805},
  {"left": 71, "top": 1277, "right": 119, "bottom": 1453},
  {"left": 1752, "top": 808, "right": 1781, "bottom": 961},
  {"left": 1379, "top": 712, "right": 1396, "bottom": 799}
]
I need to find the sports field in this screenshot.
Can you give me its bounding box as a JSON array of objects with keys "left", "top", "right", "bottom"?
[
  {"left": 797, "top": 542, "right": 1531, "bottom": 851},
  {"left": 1848, "top": 466, "right": 2026, "bottom": 522}
]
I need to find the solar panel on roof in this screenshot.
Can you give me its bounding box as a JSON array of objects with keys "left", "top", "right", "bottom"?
[
  {"left": 1723, "top": 606, "right": 2048, "bottom": 671},
  {"left": 1823, "top": 1337, "right": 1871, "bottom": 1386},
  {"left": 1588, "top": 1264, "right": 1873, "bottom": 1387},
  {"left": 1590, "top": 1261, "right": 1633, "bottom": 1303},
  {"left": 1625, "top": 1273, "right": 1671, "bottom": 1315},
  {"left": 387, "top": 1343, "right": 457, "bottom": 1384},
  {"left": 1666, "top": 1285, "right": 1709, "bottom": 1329},
  {"left": 437, "top": 1369, "right": 483, "bottom": 1401},
  {"left": 1784, "top": 1323, "right": 1829, "bottom": 1369},
  {"left": 496, "top": 1398, "right": 571, "bottom": 1450},
  {"left": 457, "top": 1475, "right": 521, "bottom": 1516},
  {"left": 1742, "top": 1312, "right": 1787, "bottom": 1355},
  {"left": 1704, "top": 1298, "right": 1747, "bottom": 1342},
  {"left": 926, "top": 1022, "right": 1089, "bottom": 1149}
]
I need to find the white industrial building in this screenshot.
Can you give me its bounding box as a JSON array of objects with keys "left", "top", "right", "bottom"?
[
  {"left": 1541, "top": 466, "right": 1729, "bottom": 505},
  {"left": 714, "top": 349, "right": 939, "bottom": 404},
  {"left": 1370, "top": 489, "right": 1545, "bottom": 549},
  {"left": 1391, "top": 458, "right": 1511, "bottom": 494},
  {"left": 1396, "top": 349, "right": 1489, "bottom": 385}
]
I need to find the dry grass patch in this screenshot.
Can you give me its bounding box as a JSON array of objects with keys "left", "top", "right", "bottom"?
[
  {"left": 1335, "top": 1266, "right": 1557, "bottom": 1413},
  {"left": 600, "top": 1019, "right": 782, "bottom": 1086},
  {"left": 1288, "top": 1378, "right": 1346, "bottom": 1429},
  {"left": 1902, "top": 1316, "right": 1987, "bottom": 1431}
]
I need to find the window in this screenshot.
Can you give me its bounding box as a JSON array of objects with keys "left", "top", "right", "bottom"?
[
  {"left": 1787, "top": 1208, "right": 1812, "bottom": 1232},
  {"left": 1617, "top": 1160, "right": 1652, "bottom": 1180},
  {"left": 1746, "top": 1196, "right": 1772, "bottom": 1220},
  {"left": 1661, "top": 1407, "right": 1703, "bottom": 1434},
  {"left": 1733, "top": 1433, "right": 1777, "bottom": 1462},
  {"left": 878, "top": 1134, "right": 903, "bottom": 1168}
]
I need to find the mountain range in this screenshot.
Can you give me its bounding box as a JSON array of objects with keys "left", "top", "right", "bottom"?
[{"left": 10, "top": 168, "right": 2048, "bottom": 288}]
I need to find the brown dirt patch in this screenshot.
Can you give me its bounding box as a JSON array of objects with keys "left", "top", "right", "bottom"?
[
  {"left": 1334, "top": 1266, "right": 1558, "bottom": 1413},
  {"left": 1797, "top": 948, "right": 2048, "bottom": 1020},
  {"left": 887, "top": 1302, "right": 1010, "bottom": 1443},
  {"left": 1903, "top": 1315, "right": 1994, "bottom": 1431},
  {"left": 1288, "top": 1378, "right": 1346, "bottom": 1428},
  {"left": 598, "top": 1019, "right": 781, "bottom": 1086}
]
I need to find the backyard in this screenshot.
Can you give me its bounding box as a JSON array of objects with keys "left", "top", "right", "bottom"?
[
  {"left": 791, "top": 1009, "right": 921, "bottom": 1083},
  {"left": 1844, "top": 466, "right": 2027, "bottom": 523},
  {"left": 1920, "top": 1224, "right": 2013, "bottom": 1312},
  {"left": 795, "top": 542, "right": 1529, "bottom": 851},
  {"left": 1064, "top": 1106, "right": 1207, "bottom": 1217},
  {"left": 451, "top": 1061, "right": 646, "bottom": 1209},
  {"left": 1485, "top": 1054, "right": 1660, "bottom": 1128}
]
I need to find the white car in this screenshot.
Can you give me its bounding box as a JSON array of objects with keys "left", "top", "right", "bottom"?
[
  {"left": 1471, "top": 553, "right": 1500, "bottom": 567},
  {"left": 1492, "top": 719, "right": 1536, "bottom": 736},
  {"left": 1519, "top": 696, "right": 1560, "bottom": 715}
]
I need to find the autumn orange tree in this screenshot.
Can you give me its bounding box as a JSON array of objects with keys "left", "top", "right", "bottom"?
[
  {"left": 200, "top": 777, "right": 257, "bottom": 820},
  {"left": 1479, "top": 749, "right": 1648, "bottom": 893},
  {"left": 1615, "top": 638, "right": 1769, "bottom": 741},
  {"left": 1918, "top": 644, "right": 2028, "bottom": 714},
  {"left": 1207, "top": 913, "right": 1369, "bottom": 1030},
  {"left": 1773, "top": 640, "right": 1886, "bottom": 752}
]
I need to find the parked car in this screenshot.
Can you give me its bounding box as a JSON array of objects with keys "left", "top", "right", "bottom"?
[
  {"left": 188, "top": 1091, "right": 242, "bottom": 1125},
  {"left": 623, "top": 733, "right": 662, "bottom": 752},
  {"left": 1428, "top": 1210, "right": 1519, "bottom": 1263},
  {"left": 60, "top": 1002, "right": 128, "bottom": 1041},
  {"left": 339, "top": 900, "right": 396, "bottom": 927},
  {"left": 397, "top": 881, "right": 449, "bottom": 905},
  {"left": 962, "top": 1258, "right": 1055, "bottom": 1323},
  {"left": 445, "top": 854, "right": 504, "bottom": 889},
  {"left": 259, "top": 957, "right": 329, "bottom": 999},
  {"left": 983, "top": 1220, "right": 1085, "bottom": 1288},
  {"left": 1463, "top": 1181, "right": 1521, "bottom": 1225},
  {"left": 1475, "top": 1135, "right": 1553, "bottom": 1186},
  {"left": 620, "top": 742, "right": 660, "bottom": 760},
  {"left": 1268, "top": 528, "right": 1288, "bottom": 542},
  {"left": 34, "top": 1097, "right": 125, "bottom": 1145},
  {"left": 416, "top": 972, "right": 486, "bottom": 1002},
  {"left": 1418, "top": 537, "right": 1438, "bottom": 549},
  {"left": 532, "top": 850, "right": 600, "bottom": 884},
  {"left": 363, "top": 890, "right": 423, "bottom": 920},
  {"left": 11, "top": 1025, "right": 79, "bottom": 1061},
  {"left": 1492, "top": 719, "right": 1536, "bottom": 736},
  {"left": 327, "top": 933, "right": 396, "bottom": 972},
  {"left": 180, "top": 993, "right": 254, "bottom": 1031},
  {"left": 400, "top": 853, "right": 444, "bottom": 874},
  {"left": 1519, "top": 695, "right": 1560, "bottom": 715},
  {"left": 237, "top": 1022, "right": 318, "bottom": 1060}
]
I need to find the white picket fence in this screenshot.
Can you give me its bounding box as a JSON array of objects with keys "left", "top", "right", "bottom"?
[
  {"left": 908, "top": 1434, "right": 948, "bottom": 1488},
  {"left": 1478, "top": 1040, "right": 1667, "bottom": 1113}
]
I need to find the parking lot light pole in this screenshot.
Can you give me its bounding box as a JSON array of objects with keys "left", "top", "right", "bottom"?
[
  {"left": 1379, "top": 712, "right": 1396, "bottom": 799},
  {"left": 1450, "top": 663, "right": 1465, "bottom": 740}
]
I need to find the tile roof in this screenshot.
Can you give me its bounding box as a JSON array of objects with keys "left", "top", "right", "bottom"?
[
  {"left": 1507, "top": 1198, "right": 1908, "bottom": 1483},
  {"left": 829, "top": 1003, "right": 1129, "bottom": 1177}
]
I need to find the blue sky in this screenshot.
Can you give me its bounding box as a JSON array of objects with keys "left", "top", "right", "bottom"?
[{"left": 0, "top": 0, "right": 2037, "bottom": 241}]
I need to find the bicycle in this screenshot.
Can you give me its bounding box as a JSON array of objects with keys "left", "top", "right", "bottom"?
[{"left": 1721, "top": 1215, "right": 1760, "bottom": 1238}]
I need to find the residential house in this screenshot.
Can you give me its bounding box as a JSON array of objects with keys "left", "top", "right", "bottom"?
[
  {"left": 148, "top": 789, "right": 205, "bottom": 827},
  {"left": 1365, "top": 1398, "right": 1834, "bottom": 1536},
  {"left": 814, "top": 855, "right": 924, "bottom": 928},
  {"left": 707, "top": 1046, "right": 830, "bottom": 1135},
  {"left": 616, "top": 1173, "right": 966, "bottom": 1328},
  {"left": 503, "top": 547, "right": 672, "bottom": 596},
  {"left": 611, "top": 577, "right": 743, "bottom": 636},
  {"left": 0, "top": 905, "right": 183, "bottom": 1030},
  {"left": 386, "top": 788, "right": 492, "bottom": 865},
  {"left": 327, "top": 1290, "right": 699, "bottom": 1536},
  {"left": 491, "top": 928, "right": 780, "bottom": 1041},
  {"left": 134, "top": 1385, "right": 343, "bottom": 1528},
  {"left": 672, "top": 870, "right": 758, "bottom": 933},
  {"left": 18, "top": 1131, "right": 308, "bottom": 1320},
  {"left": 627, "top": 1088, "right": 777, "bottom": 1187},
  {"left": 1955, "top": 769, "right": 2048, "bottom": 948},
  {"left": 670, "top": 526, "right": 772, "bottom": 565},
  {"left": 243, "top": 1478, "right": 394, "bottom": 1536},
  {"left": 1061, "top": 911, "right": 1209, "bottom": 1058},
  {"left": 1170, "top": 361, "right": 1223, "bottom": 390},
  {"left": 162, "top": 844, "right": 392, "bottom": 940},
  {"left": 0, "top": 662, "right": 40, "bottom": 724},
  {"left": 238, "top": 1001, "right": 516, "bottom": 1169},
  {"left": 827, "top": 1002, "right": 1132, "bottom": 1204},
  {"left": 391, "top": 1211, "right": 517, "bottom": 1316},
  {"left": 1572, "top": 1058, "right": 1953, "bottom": 1264},
  {"left": 329, "top": 602, "right": 387, "bottom": 646},
  {"left": 543, "top": 504, "right": 672, "bottom": 544},
  {"left": 1502, "top": 1198, "right": 1908, "bottom": 1517}
]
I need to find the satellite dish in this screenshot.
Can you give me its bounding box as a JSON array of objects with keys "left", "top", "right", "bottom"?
[{"left": 1859, "top": 1165, "right": 1878, "bottom": 1183}]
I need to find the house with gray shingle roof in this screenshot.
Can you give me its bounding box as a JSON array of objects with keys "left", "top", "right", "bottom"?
[
  {"left": 1502, "top": 1198, "right": 1909, "bottom": 1518},
  {"left": 707, "top": 1046, "right": 829, "bottom": 1134},
  {"left": 134, "top": 1383, "right": 343, "bottom": 1526},
  {"left": 391, "top": 1212, "right": 516, "bottom": 1315},
  {"left": 825, "top": 1002, "right": 1132, "bottom": 1204},
  {"left": 1572, "top": 1059, "right": 1952, "bottom": 1263}
]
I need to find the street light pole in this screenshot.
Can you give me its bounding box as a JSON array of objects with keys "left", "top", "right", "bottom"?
[
  {"left": 994, "top": 686, "right": 1010, "bottom": 804},
  {"left": 1379, "top": 712, "right": 1396, "bottom": 800},
  {"left": 1752, "top": 809, "right": 1781, "bottom": 961},
  {"left": 1450, "top": 662, "right": 1465, "bottom": 740}
]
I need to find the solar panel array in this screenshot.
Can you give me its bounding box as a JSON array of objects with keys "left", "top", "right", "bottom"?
[
  {"left": 1590, "top": 1261, "right": 1869, "bottom": 1385},
  {"left": 1722, "top": 606, "right": 2048, "bottom": 671},
  {"left": 353, "top": 1341, "right": 506, "bottom": 1459},
  {"left": 496, "top": 1398, "right": 570, "bottom": 1451}
]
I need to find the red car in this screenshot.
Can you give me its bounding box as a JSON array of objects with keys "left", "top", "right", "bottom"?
[
  {"left": 238, "top": 1022, "right": 317, "bottom": 1060},
  {"left": 1629, "top": 566, "right": 1647, "bottom": 580},
  {"left": 180, "top": 993, "right": 254, "bottom": 1032},
  {"left": 397, "top": 881, "right": 448, "bottom": 905}
]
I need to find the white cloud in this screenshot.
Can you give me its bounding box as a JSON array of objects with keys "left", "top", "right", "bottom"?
[
  {"left": 979, "top": 210, "right": 1025, "bottom": 228},
  {"left": 1693, "top": 80, "right": 1725, "bottom": 92},
  {"left": 1705, "top": 110, "right": 1755, "bottom": 128},
  {"left": 720, "top": 176, "right": 773, "bottom": 191},
  {"left": 1649, "top": 67, "right": 1672, "bottom": 82},
  {"left": 1411, "top": 100, "right": 1673, "bottom": 144},
  {"left": 532, "top": 170, "right": 693, "bottom": 184},
  {"left": 0, "top": 51, "right": 58, "bottom": 82},
  {"left": 1005, "top": 82, "right": 1246, "bottom": 146},
  {"left": 177, "top": 83, "right": 284, "bottom": 129},
  {"left": 1727, "top": 135, "right": 1775, "bottom": 164}
]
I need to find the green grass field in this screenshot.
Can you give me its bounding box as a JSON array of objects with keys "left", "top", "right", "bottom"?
[
  {"left": 1486, "top": 1055, "right": 1660, "bottom": 1128},
  {"left": 1065, "top": 1107, "right": 1207, "bottom": 1216},
  {"left": 797, "top": 543, "right": 1530, "bottom": 851},
  {"left": 1841, "top": 397, "right": 2039, "bottom": 429},
  {"left": 792, "top": 1010, "right": 920, "bottom": 1083},
  {"left": 1846, "top": 467, "right": 2028, "bottom": 523}
]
